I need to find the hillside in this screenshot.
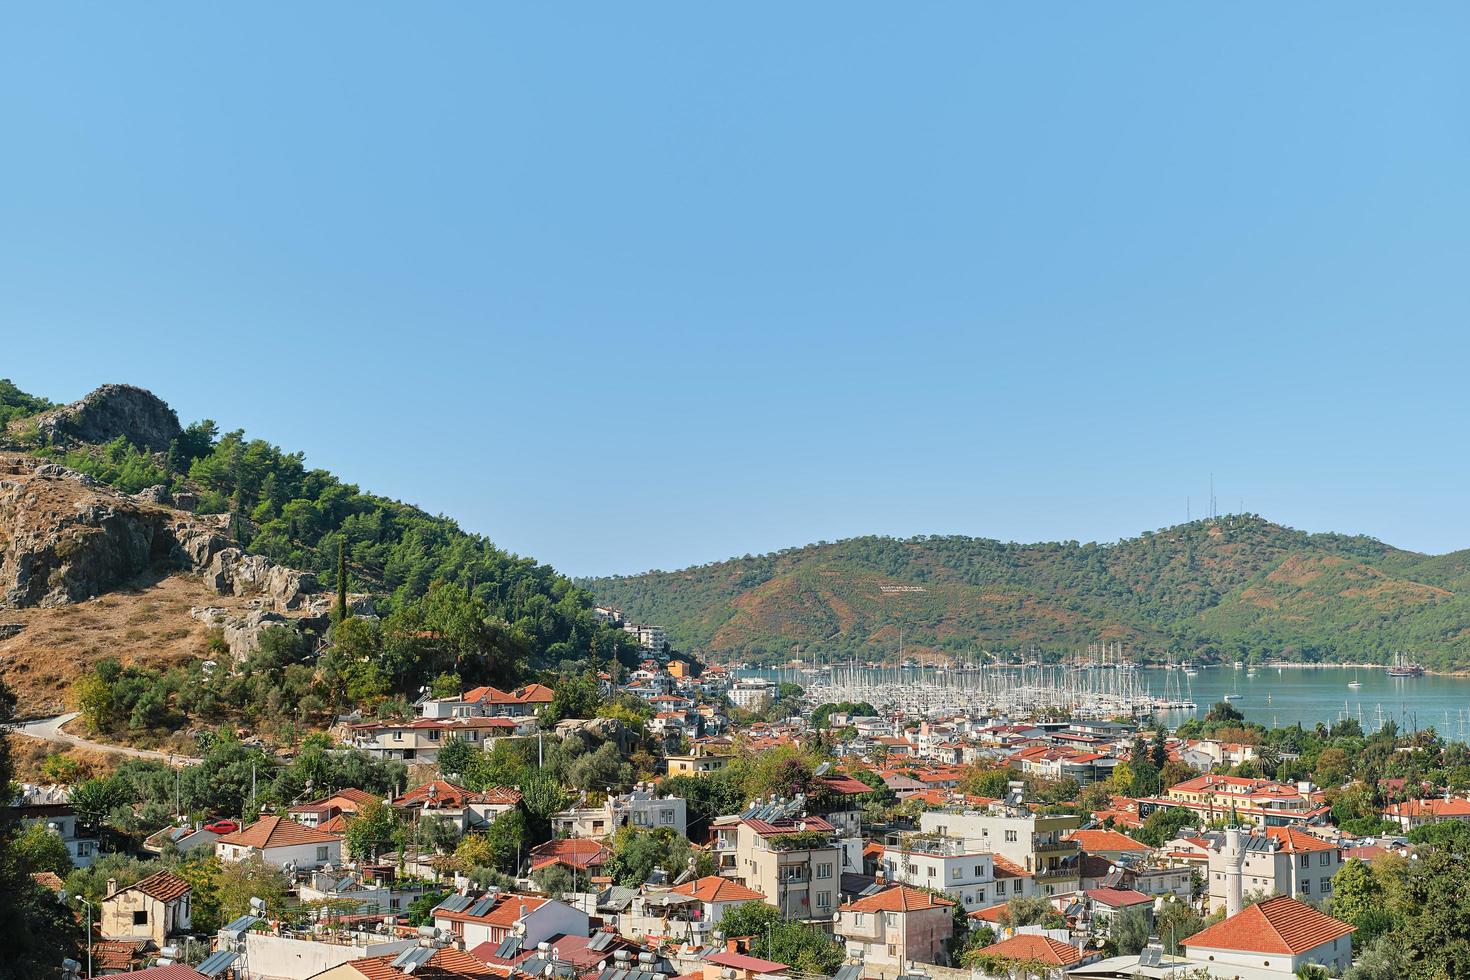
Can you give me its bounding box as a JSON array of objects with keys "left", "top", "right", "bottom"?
[
  {"left": 584, "top": 519, "right": 1470, "bottom": 670},
  {"left": 0, "top": 379, "right": 643, "bottom": 717}
]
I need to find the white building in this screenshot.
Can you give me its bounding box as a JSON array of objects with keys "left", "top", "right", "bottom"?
[
  {"left": 432, "top": 892, "right": 588, "bottom": 951},
  {"left": 1207, "top": 827, "right": 1342, "bottom": 914},
  {"left": 214, "top": 815, "right": 343, "bottom": 870},
  {"left": 728, "top": 679, "right": 778, "bottom": 710},
  {"left": 881, "top": 833, "right": 996, "bottom": 911},
  {"left": 551, "top": 784, "right": 687, "bottom": 839}
]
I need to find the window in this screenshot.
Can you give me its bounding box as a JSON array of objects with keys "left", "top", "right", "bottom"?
[
  {"left": 977, "top": 888, "right": 986, "bottom": 903},
  {"left": 317, "top": 846, "right": 330, "bottom": 862},
  {"left": 393, "top": 731, "right": 403, "bottom": 741},
  {"left": 428, "top": 730, "right": 441, "bottom": 741},
  {"left": 885, "top": 913, "right": 897, "bottom": 926},
  {"left": 1299, "top": 855, "right": 1310, "bottom": 868},
  {"left": 951, "top": 867, "right": 962, "bottom": 880},
  {"left": 1013, "top": 879, "right": 1023, "bottom": 893},
  {"left": 1005, "top": 830, "right": 1018, "bottom": 843},
  {"left": 133, "top": 911, "right": 148, "bottom": 926},
  {"left": 1301, "top": 879, "right": 1311, "bottom": 894},
  {"left": 1319, "top": 853, "right": 1331, "bottom": 866},
  {"left": 853, "top": 913, "right": 865, "bottom": 926},
  {"left": 975, "top": 865, "right": 985, "bottom": 877},
  {"left": 1321, "top": 878, "right": 1332, "bottom": 893},
  {"left": 816, "top": 863, "right": 833, "bottom": 879},
  {"left": 926, "top": 867, "right": 936, "bottom": 878},
  {"left": 816, "top": 892, "right": 831, "bottom": 910},
  {"left": 660, "top": 810, "right": 675, "bottom": 825}
]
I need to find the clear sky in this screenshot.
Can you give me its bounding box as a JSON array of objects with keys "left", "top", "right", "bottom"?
[{"left": 3, "top": 4, "right": 1468, "bottom": 577}]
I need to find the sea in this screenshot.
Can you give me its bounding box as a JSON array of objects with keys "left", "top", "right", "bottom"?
[{"left": 741, "top": 664, "right": 1470, "bottom": 736}]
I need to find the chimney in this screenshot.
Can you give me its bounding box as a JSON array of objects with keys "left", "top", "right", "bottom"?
[
  {"left": 726, "top": 938, "right": 740, "bottom": 954},
  {"left": 106, "top": 878, "right": 118, "bottom": 896}
]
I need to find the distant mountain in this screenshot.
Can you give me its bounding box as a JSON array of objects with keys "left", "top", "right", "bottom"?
[{"left": 583, "top": 519, "right": 1470, "bottom": 669}]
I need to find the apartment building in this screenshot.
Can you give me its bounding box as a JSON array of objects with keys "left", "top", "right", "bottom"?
[
  {"left": 1138, "top": 774, "right": 1321, "bottom": 828},
  {"left": 918, "top": 808, "right": 1082, "bottom": 896},
  {"left": 729, "top": 679, "right": 779, "bottom": 710},
  {"left": 712, "top": 803, "right": 842, "bottom": 923},
  {"left": 880, "top": 833, "right": 996, "bottom": 911}
]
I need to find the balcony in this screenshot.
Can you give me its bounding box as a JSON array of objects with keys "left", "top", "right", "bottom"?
[{"left": 1033, "top": 839, "right": 1079, "bottom": 856}]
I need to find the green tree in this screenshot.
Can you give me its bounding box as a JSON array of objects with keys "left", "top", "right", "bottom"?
[
  {"left": 1110, "top": 908, "right": 1151, "bottom": 956},
  {"left": 11, "top": 824, "right": 73, "bottom": 878},
  {"left": 343, "top": 799, "right": 399, "bottom": 861}
]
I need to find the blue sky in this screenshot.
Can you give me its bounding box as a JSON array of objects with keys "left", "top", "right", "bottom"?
[{"left": 3, "top": 4, "right": 1467, "bottom": 576}]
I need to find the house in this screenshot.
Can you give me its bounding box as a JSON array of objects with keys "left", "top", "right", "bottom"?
[
  {"left": 622, "top": 875, "right": 767, "bottom": 942},
  {"left": 833, "top": 884, "right": 956, "bottom": 968},
  {"left": 432, "top": 892, "right": 589, "bottom": 952},
  {"left": 967, "top": 934, "right": 1091, "bottom": 977},
  {"left": 142, "top": 823, "right": 220, "bottom": 857},
  {"left": 14, "top": 797, "right": 100, "bottom": 868},
  {"left": 1081, "top": 887, "right": 1152, "bottom": 931},
  {"left": 1181, "top": 895, "right": 1354, "bottom": 976},
  {"left": 393, "top": 780, "right": 521, "bottom": 832},
  {"left": 215, "top": 815, "right": 343, "bottom": 870},
  {"left": 289, "top": 788, "right": 382, "bottom": 830},
  {"left": 1382, "top": 796, "right": 1470, "bottom": 830},
  {"left": 699, "top": 950, "right": 789, "bottom": 980},
  {"left": 348, "top": 717, "right": 524, "bottom": 763},
  {"left": 711, "top": 804, "right": 842, "bottom": 923},
  {"left": 1140, "top": 775, "right": 1318, "bottom": 828},
  {"left": 100, "top": 870, "right": 192, "bottom": 946},
  {"left": 666, "top": 749, "right": 730, "bottom": 777},
  {"left": 551, "top": 784, "right": 687, "bottom": 839},
  {"left": 879, "top": 833, "right": 997, "bottom": 911},
  {"left": 529, "top": 837, "right": 611, "bottom": 876}
]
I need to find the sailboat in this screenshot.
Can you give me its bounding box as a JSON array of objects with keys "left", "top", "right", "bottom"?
[{"left": 1348, "top": 669, "right": 1362, "bottom": 690}]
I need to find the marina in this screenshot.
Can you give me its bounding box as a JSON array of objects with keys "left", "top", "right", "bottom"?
[{"left": 741, "top": 660, "right": 1470, "bottom": 735}]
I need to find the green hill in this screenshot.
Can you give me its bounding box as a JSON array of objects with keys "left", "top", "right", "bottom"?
[
  {"left": 0, "top": 378, "right": 641, "bottom": 677},
  {"left": 583, "top": 519, "right": 1470, "bottom": 670}
]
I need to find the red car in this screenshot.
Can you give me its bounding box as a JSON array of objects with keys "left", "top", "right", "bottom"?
[{"left": 204, "top": 819, "right": 239, "bottom": 835}]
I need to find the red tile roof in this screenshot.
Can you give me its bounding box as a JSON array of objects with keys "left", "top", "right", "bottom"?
[
  {"left": 352, "top": 946, "right": 499, "bottom": 978},
  {"left": 1182, "top": 895, "right": 1354, "bottom": 955},
  {"left": 118, "top": 869, "right": 192, "bottom": 903},
  {"left": 703, "top": 951, "right": 789, "bottom": 974},
  {"left": 840, "top": 884, "right": 954, "bottom": 913},
  {"left": 1264, "top": 827, "right": 1338, "bottom": 853},
  {"left": 971, "top": 934, "right": 1085, "bottom": 966},
  {"left": 1066, "top": 829, "right": 1150, "bottom": 853},
  {"left": 1084, "top": 887, "right": 1152, "bottom": 908},
  {"left": 215, "top": 814, "right": 342, "bottom": 848},
  {"left": 434, "top": 893, "right": 550, "bottom": 927},
  {"left": 669, "top": 875, "right": 766, "bottom": 903},
  {"left": 529, "top": 838, "right": 609, "bottom": 871},
  {"left": 99, "top": 967, "right": 209, "bottom": 980}
]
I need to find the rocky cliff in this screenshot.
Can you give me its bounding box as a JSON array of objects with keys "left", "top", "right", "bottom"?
[
  {"left": 16, "top": 383, "right": 181, "bottom": 452},
  {"left": 0, "top": 453, "right": 325, "bottom": 613}
]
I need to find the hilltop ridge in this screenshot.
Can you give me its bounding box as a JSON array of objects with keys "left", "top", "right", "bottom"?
[{"left": 583, "top": 518, "right": 1470, "bottom": 669}]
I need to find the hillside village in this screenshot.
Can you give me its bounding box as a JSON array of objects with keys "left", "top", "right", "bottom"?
[
  {"left": 0, "top": 385, "right": 1464, "bottom": 980},
  {"left": 10, "top": 627, "right": 1467, "bottom": 980}
]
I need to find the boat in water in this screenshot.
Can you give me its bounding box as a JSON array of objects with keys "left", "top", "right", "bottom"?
[
  {"left": 1224, "top": 693, "right": 1244, "bottom": 701},
  {"left": 1387, "top": 651, "right": 1425, "bottom": 677}
]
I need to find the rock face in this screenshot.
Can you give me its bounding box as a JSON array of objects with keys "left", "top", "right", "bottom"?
[
  {"left": 25, "top": 384, "right": 182, "bottom": 452},
  {"left": 204, "top": 548, "right": 317, "bottom": 610},
  {"left": 0, "top": 454, "right": 318, "bottom": 617}
]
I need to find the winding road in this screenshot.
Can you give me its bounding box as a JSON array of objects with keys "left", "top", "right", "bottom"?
[{"left": 12, "top": 712, "right": 200, "bottom": 766}]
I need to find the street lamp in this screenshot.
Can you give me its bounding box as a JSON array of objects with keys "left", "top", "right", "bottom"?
[{"left": 72, "top": 894, "right": 95, "bottom": 979}]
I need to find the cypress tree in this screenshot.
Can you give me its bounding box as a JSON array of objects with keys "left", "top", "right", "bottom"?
[{"left": 334, "top": 537, "right": 350, "bottom": 624}]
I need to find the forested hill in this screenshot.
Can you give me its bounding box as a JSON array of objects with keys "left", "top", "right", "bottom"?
[
  {"left": 584, "top": 520, "right": 1470, "bottom": 670},
  {"left": 0, "top": 379, "right": 642, "bottom": 678}
]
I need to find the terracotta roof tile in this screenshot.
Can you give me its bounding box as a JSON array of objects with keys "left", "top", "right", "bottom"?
[
  {"left": 215, "top": 814, "right": 342, "bottom": 849},
  {"left": 1183, "top": 895, "right": 1354, "bottom": 955},
  {"left": 669, "top": 875, "right": 766, "bottom": 903},
  {"left": 972, "top": 934, "right": 1084, "bottom": 966},
  {"left": 839, "top": 884, "right": 954, "bottom": 913}
]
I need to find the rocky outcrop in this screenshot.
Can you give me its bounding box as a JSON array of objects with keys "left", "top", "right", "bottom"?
[
  {"left": 21, "top": 384, "right": 182, "bottom": 453},
  {"left": 0, "top": 454, "right": 318, "bottom": 614},
  {"left": 204, "top": 548, "right": 317, "bottom": 610},
  {"left": 190, "top": 605, "right": 302, "bottom": 661}
]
